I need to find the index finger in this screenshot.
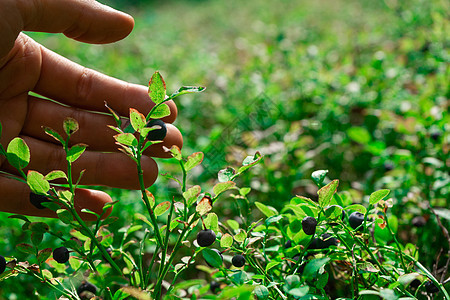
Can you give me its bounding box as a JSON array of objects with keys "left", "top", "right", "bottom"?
[{"left": 18, "top": 0, "right": 134, "bottom": 44}]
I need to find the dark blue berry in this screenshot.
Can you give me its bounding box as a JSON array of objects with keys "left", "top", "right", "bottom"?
[
  {"left": 349, "top": 211, "right": 365, "bottom": 231},
  {"left": 0, "top": 255, "right": 6, "bottom": 274},
  {"left": 77, "top": 281, "right": 97, "bottom": 296},
  {"left": 53, "top": 247, "right": 70, "bottom": 263},
  {"left": 197, "top": 229, "right": 216, "bottom": 247},
  {"left": 302, "top": 216, "right": 317, "bottom": 235},
  {"left": 232, "top": 254, "right": 245, "bottom": 267},
  {"left": 146, "top": 119, "right": 167, "bottom": 141},
  {"left": 30, "top": 192, "right": 50, "bottom": 210}
]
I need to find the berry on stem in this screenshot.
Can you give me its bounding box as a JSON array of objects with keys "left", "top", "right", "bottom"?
[
  {"left": 77, "top": 281, "right": 97, "bottom": 297},
  {"left": 302, "top": 216, "right": 318, "bottom": 235},
  {"left": 349, "top": 211, "right": 365, "bottom": 231},
  {"left": 318, "top": 233, "right": 338, "bottom": 249},
  {"left": 53, "top": 246, "right": 70, "bottom": 263},
  {"left": 0, "top": 255, "right": 6, "bottom": 274},
  {"left": 197, "top": 229, "right": 216, "bottom": 247},
  {"left": 29, "top": 192, "right": 51, "bottom": 210},
  {"left": 232, "top": 254, "right": 246, "bottom": 268},
  {"left": 146, "top": 119, "right": 167, "bottom": 141}
]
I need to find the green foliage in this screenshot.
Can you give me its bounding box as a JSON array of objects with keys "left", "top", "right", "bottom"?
[{"left": 0, "top": 0, "right": 448, "bottom": 298}]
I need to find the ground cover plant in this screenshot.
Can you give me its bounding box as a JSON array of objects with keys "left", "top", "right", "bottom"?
[{"left": 0, "top": 0, "right": 448, "bottom": 298}]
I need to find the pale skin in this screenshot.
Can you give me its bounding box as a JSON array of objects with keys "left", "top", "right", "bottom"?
[{"left": 0, "top": 0, "right": 183, "bottom": 219}]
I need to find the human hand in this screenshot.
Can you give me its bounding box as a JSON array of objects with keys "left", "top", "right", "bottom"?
[{"left": 0, "top": 0, "right": 182, "bottom": 219}]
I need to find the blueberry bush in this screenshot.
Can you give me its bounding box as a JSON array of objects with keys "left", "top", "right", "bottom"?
[{"left": 0, "top": 71, "right": 448, "bottom": 299}]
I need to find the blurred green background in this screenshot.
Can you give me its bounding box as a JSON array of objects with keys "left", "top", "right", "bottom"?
[{"left": 0, "top": 0, "right": 448, "bottom": 298}]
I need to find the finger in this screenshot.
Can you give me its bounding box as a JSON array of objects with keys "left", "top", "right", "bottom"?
[
  {"left": 22, "top": 96, "right": 183, "bottom": 156},
  {"left": 18, "top": 0, "right": 134, "bottom": 44},
  {"left": 0, "top": 174, "right": 112, "bottom": 221},
  {"left": 33, "top": 48, "right": 178, "bottom": 123},
  {"left": 2, "top": 136, "right": 159, "bottom": 189}
]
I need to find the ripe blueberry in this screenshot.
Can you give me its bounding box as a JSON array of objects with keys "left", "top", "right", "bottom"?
[
  {"left": 349, "top": 211, "right": 365, "bottom": 231},
  {"left": 206, "top": 249, "right": 223, "bottom": 267},
  {"left": 318, "top": 233, "right": 338, "bottom": 249},
  {"left": 302, "top": 216, "right": 317, "bottom": 235},
  {"left": 210, "top": 281, "right": 221, "bottom": 294},
  {"left": 53, "top": 246, "right": 70, "bottom": 263},
  {"left": 30, "top": 192, "right": 51, "bottom": 210},
  {"left": 197, "top": 229, "right": 216, "bottom": 247},
  {"left": 77, "top": 281, "right": 97, "bottom": 297},
  {"left": 232, "top": 254, "right": 246, "bottom": 268},
  {"left": 0, "top": 255, "right": 6, "bottom": 274},
  {"left": 425, "top": 281, "right": 439, "bottom": 294},
  {"left": 146, "top": 119, "right": 167, "bottom": 141}
]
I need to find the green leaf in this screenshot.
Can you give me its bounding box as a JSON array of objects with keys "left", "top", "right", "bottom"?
[
  {"left": 204, "top": 213, "right": 219, "bottom": 234},
  {"left": 148, "top": 71, "right": 166, "bottom": 105},
  {"left": 324, "top": 205, "right": 343, "bottom": 220},
  {"left": 154, "top": 201, "right": 171, "bottom": 217},
  {"left": 45, "top": 170, "right": 67, "bottom": 182},
  {"left": 254, "top": 285, "right": 269, "bottom": 299},
  {"left": 347, "top": 126, "right": 371, "bottom": 144},
  {"left": 135, "top": 213, "right": 153, "bottom": 229},
  {"left": 218, "top": 167, "right": 236, "bottom": 182},
  {"left": 169, "top": 86, "right": 206, "bottom": 99},
  {"left": 57, "top": 209, "right": 73, "bottom": 224},
  {"left": 183, "top": 185, "right": 201, "bottom": 206},
  {"left": 196, "top": 195, "right": 212, "bottom": 216},
  {"left": 265, "top": 260, "right": 281, "bottom": 271},
  {"left": 63, "top": 117, "right": 79, "bottom": 136},
  {"left": 234, "top": 229, "right": 247, "bottom": 243},
  {"left": 184, "top": 152, "right": 204, "bottom": 172},
  {"left": 202, "top": 248, "right": 222, "bottom": 268},
  {"left": 66, "top": 144, "right": 87, "bottom": 163},
  {"left": 345, "top": 204, "right": 367, "bottom": 214},
  {"left": 397, "top": 273, "right": 421, "bottom": 286},
  {"left": 237, "top": 152, "right": 263, "bottom": 174},
  {"left": 31, "top": 232, "right": 44, "bottom": 246},
  {"left": 227, "top": 219, "right": 240, "bottom": 231},
  {"left": 369, "top": 189, "right": 390, "bottom": 205},
  {"left": 265, "top": 215, "right": 283, "bottom": 225},
  {"left": 287, "top": 286, "right": 309, "bottom": 297},
  {"left": 17, "top": 243, "right": 35, "bottom": 255},
  {"left": 213, "top": 181, "right": 236, "bottom": 197},
  {"left": 255, "top": 202, "right": 278, "bottom": 217},
  {"left": 311, "top": 170, "right": 328, "bottom": 186},
  {"left": 37, "top": 248, "right": 52, "bottom": 264},
  {"left": 130, "top": 108, "right": 146, "bottom": 132},
  {"left": 317, "top": 179, "right": 339, "bottom": 207},
  {"left": 220, "top": 233, "right": 233, "bottom": 248},
  {"left": 150, "top": 103, "right": 170, "bottom": 119},
  {"left": 8, "top": 214, "right": 30, "bottom": 223},
  {"left": 43, "top": 127, "right": 65, "bottom": 145},
  {"left": 6, "top": 137, "right": 30, "bottom": 170},
  {"left": 303, "top": 257, "right": 330, "bottom": 279},
  {"left": 27, "top": 171, "right": 50, "bottom": 195},
  {"left": 29, "top": 222, "right": 49, "bottom": 234},
  {"left": 166, "top": 145, "right": 182, "bottom": 160},
  {"left": 104, "top": 101, "right": 122, "bottom": 128},
  {"left": 114, "top": 133, "right": 137, "bottom": 147},
  {"left": 81, "top": 208, "right": 100, "bottom": 219}
]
